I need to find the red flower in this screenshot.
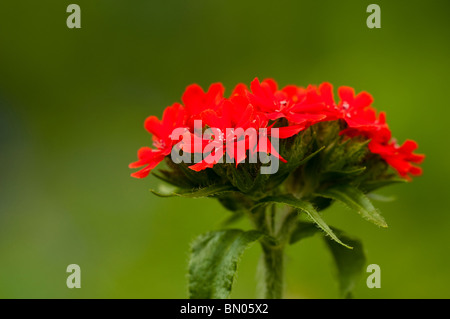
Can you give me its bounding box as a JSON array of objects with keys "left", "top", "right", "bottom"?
[
  {"left": 182, "top": 83, "right": 225, "bottom": 129},
  {"left": 129, "top": 102, "right": 186, "bottom": 178},
  {"left": 199, "top": 84, "right": 263, "bottom": 131},
  {"left": 281, "top": 83, "right": 337, "bottom": 137},
  {"left": 248, "top": 78, "right": 328, "bottom": 138},
  {"left": 248, "top": 78, "right": 286, "bottom": 120},
  {"left": 335, "top": 86, "right": 391, "bottom": 142},
  {"left": 369, "top": 139, "right": 425, "bottom": 180}
]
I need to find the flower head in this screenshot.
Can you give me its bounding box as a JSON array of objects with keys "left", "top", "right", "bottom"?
[{"left": 130, "top": 78, "right": 424, "bottom": 183}]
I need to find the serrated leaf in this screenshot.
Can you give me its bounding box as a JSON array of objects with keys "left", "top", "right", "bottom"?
[
  {"left": 325, "top": 230, "right": 366, "bottom": 298},
  {"left": 188, "top": 229, "right": 264, "bottom": 299},
  {"left": 150, "top": 184, "right": 236, "bottom": 198},
  {"left": 316, "top": 185, "right": 388, "bottom": 228},
  {"left": 257, "top": 195, "right": 352, "bottom": 249}
]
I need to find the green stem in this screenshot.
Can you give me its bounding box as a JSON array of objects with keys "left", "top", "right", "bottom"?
[
  {"left": 251, "top": 204, "right": 295, "bottom": 299},
  {"left": 261, "top": 243, "right": 284, "bottom": 299}
]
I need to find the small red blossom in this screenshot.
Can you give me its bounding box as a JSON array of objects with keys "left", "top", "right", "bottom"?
[
  {"left": 248, "top": 78, "right": 329, "bottom": 138},
  {"left": 129, "top": 102, "right": 186, "bottom": 178},
  {"left": 369, "top": 139, "right": 425, "bottom": 180},
  {"left": 182, "top": 83, "right": 225, "bottom": 129},
  {"left": 335, "top": 86, "right": 391, "bottom": 142}
]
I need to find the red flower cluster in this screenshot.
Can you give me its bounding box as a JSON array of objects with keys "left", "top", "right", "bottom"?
[{"left": 130, "top": 78, "right": 424, "bottom": 179}]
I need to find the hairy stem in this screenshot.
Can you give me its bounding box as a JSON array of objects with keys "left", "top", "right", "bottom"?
[
  {"left": 261, "top": 243, "right": 284, "bottom": 299},
  {"left": 252, "top": 204, "right": 297, "bottom": 299}
]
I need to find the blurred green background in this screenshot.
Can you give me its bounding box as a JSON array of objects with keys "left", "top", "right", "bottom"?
[{"left": 0, "top": 0, "right": 449, "bottom": 298}]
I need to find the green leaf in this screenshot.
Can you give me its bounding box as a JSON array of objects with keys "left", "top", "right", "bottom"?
[
  {"left": 325, "top": 230, "right": 366, "bottom": 298},
  {"left": 257, "top": 195, "right": 352, "bottom": 249},
  {"left": 177, "top": 162, "right": 212, "bottom": 185},
  {"left": 188, "top": 229, "right": 264, "bottom": 299},
  {"left": 316, "top": 185, "right": 388, "bottom": 228},
  {"left": 282, "top": 145, "right": 325, "bottom": 174},
  {"left": 149, "top": 184, "right": 179, "bottom": 197},
  {"left": 359, "top": 177, "right": 407, "bottom": 193},
  {"left": 253, "top": 145, "right": 325, "bottom": 192},
  {"left": 321, "top": 166, "right": 366, "bottom": 181},
  {"left": 152, "top": 170, "right": 192, "bottom": 189},
  {"left": 289, "top": 221, "right": 366, "bottom": 298},
  {"left": 289, "top": 221, "right": 321, "bottom": 245},
  {"left": 150, "top": 184, "right": 236, "bottom": 198},
  {"left": 367, "top": 193, "right": 396, "bottom": 202},
  {"left": 228, "top": 164, "right": 257, "bottom": 193}
]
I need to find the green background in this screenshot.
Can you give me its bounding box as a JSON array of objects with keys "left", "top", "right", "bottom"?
[{"left": 0, "top": 0, "right": 448, "bottom": 298}]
